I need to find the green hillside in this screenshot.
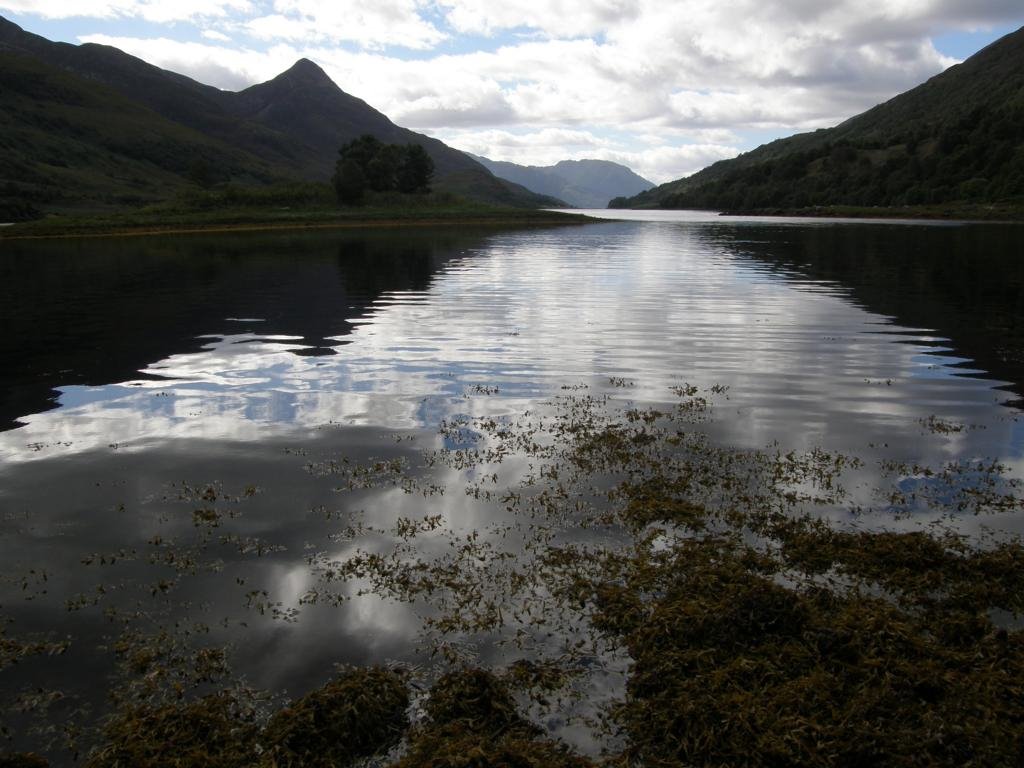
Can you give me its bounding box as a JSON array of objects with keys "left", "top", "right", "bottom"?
[
  {"left": 613, "top": 25, "right": 1024, "bottom": 213},
  {"left": 0, "top": 17, "right": 556, "bottom": 215},
  {"left": 433, "top": 169, "right": 566, "bottom": 208},
  {"left": 227, "top": 59, "right": 482, "bottom": 181},
  {"left": 0, "top": 52, "right": 285, "bottom": 218},
  {"left": 0, "top": 18, "right": 301, "bottom": 171}
]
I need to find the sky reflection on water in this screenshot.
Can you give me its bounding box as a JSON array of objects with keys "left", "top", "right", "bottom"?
[
  {"left": 2, "top": 217, "right": 1024, "bottom": 760},
  {"left": 2, "top": 219, "right": 1022, "bottom": 463}
]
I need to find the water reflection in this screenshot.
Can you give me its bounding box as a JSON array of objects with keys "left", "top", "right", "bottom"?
[
  {"left": 0, "top": 229, "right": 481, "bottom": 430},
  {"left": 2, "top": 219, "right": 1024, "bottom": 761},
  {"left": 699, "top": 221, "right": 1024, "bottom": 405},
  {"left": 2, "top": 221, "right": 1021, "bottom": 463}
]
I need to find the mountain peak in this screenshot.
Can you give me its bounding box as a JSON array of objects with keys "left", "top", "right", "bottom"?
[{"left": 278, "top": 58, "right": 333, "bottom": 86}]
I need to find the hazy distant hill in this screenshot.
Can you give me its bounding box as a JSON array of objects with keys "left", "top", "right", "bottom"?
[
  {"left": 0, "top": 16, "right": 556, "bottom": 212},
  {"left": 473, "top": 156, "right": 653, "bottom": 208},
  {"left": 613, "top": 25, "right": 1024, "bottom": 211}
]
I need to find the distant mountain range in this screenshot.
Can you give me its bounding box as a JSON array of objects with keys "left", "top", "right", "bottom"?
[
  {"left": 471, "top": 156, "right": 654, "bottom": 208},
  {"left": 613, "top": 25, "right": 1024, "bottom": 211},
  {"left": 0, "top": 16, "right": 562, "bottom": 214}
]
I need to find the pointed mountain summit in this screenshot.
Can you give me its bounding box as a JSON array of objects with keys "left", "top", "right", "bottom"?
[
  {"left": 278, "top": 57, "right": 334, "bottom": 85},
  {"left": 235, "top": 57, "right": 337, "bottom": 104},
  {"left": 0, "top": 16, "right": 559, "bottom": 211},
  {"left": 228, "top": 59, "right": 482, "bottom": 179}
]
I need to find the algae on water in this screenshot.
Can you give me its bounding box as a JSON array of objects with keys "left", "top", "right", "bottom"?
[{"left": 3, "top": 385, "right": 1023, "bottom": 766}]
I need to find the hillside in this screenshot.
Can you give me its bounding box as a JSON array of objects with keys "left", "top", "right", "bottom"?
[
  {"left": 473, "top": 156, "right": 653, "bottom": 208},
  {"left": 613, "top": 25, "right": 1024, "bottom": 211},
  {"left": 0, "top": 51, "right": 286, "bottom": 218},
  {"left": 0, "top": 16, "right": 555, "bottom": 214},
  {"left": 226, "top": 59, "right": 482, "bottom": 181},
  {"left": 433, "top": 169, "right": 566, "bottom": 208}
]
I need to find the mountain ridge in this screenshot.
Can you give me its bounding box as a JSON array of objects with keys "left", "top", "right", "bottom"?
[
  {"left": 0, "top": 16, "right": 557, "bottom": 211},
  {"left": 613, "top": 24, "right": 1024, "bottom": 211},
  {"left": 472, "top": 155, "right": 653, "bottom": 208}
]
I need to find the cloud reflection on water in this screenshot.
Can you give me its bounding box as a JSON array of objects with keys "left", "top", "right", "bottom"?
[
  {"left": 3, "top": 220, "right": 1021, "bottom": 467},
  {"left": 4, "top": 219, "right": 1024, "bottom": 760}
]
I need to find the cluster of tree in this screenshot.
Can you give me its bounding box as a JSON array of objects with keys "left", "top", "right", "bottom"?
[
  {"left": 333, "top": 135, "right": 435, "bottom": 204},
  {"left": 617, "top": 102, "right": 1024, "bottom": 211}
]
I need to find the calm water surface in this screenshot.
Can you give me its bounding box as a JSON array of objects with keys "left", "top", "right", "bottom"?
[{"left": 2, "top": 212, "right": 1023, "bottom": 758}]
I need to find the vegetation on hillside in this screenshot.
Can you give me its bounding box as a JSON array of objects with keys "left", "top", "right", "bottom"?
[
  {"left": 0, "top": 51, "right": 283, "bottom": 219},
  {"left": 612, "top": 25, "right": 1024, "bottom": 215},
  {"left": 614, "top": 102, "right": 1024, "bottom": 211},
  {"left": 0, "top": 17, "right": 561, "bottom": 216},
  {"left": 0, "top": 182, "right": 585, "bottom": 239},
  {"left": 333, "top": 135, "right": 434, "bottom": 205}
]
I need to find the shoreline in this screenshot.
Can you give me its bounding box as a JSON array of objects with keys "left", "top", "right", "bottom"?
[
  {"left": 0, "top": 208, "right": 588, "bottom": 241},
  {"left": 716, "top": 204, "right": 1024, "bottom": 223}
]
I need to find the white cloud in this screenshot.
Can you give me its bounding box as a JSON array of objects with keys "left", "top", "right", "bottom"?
[
  {"left": 435, "top": 127, "right": 739, "bottom": 183},
  {"left": 437, "top": 0, "right": 641, "bottom": 38},
  {"left": 244, "top": 0, "right": 445, "bottom": 50},
  {"left": 201, "top": 29, "right": 231, "bottom": 42},
  {"left": 78, "top": 34, "right": 300, "bottom": 89},
  {"left": 0, "top": 0, "right": 253, "bottom": 22},
  {"left": 667, "top": 87, "right": 837, "bottom": 131},
  {"left": 611, "top": 143, "right": 741, "bottom": 184},
  {"left": 442, "top": 127, "right": 606, "bottom": 157},
  {"left": 434, "top": 0, "right": 1022, "bottom": 43},
  {"left": 22, "top": 0, "right": 1024, "bottom": 182}
]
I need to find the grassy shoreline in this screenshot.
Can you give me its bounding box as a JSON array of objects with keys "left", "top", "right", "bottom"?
[
  {"left": 0, "top": 204, "right": 587, "bottom": 241},
  {"left": 715, "top": 201, "right": 1024, "bottom": 222}
]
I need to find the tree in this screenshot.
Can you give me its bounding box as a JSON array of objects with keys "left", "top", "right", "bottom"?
[
  {"left": 366, "top": 144, "right": 402, "bottom": 192},
  {"left": 333, "top": 158, "right": 366, "bottom": 205},
  {"left": 338, "top": 135, "right": 384, "bottom": 172},
  {"left": 334, "top": 135, "right": 383, "bottom": 205},
  {"left": 397, "top": 144, "right": 434, "bottom": 193},
  {"left": 333, "top": 135, "right": 435, "bottom": 203}
]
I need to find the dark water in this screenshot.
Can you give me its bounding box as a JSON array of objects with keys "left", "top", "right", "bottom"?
[
  {"left": 2, "top": 214, "right": 1023, "bottom": 758},
  {"left": 0, "top": 229, "right": 471, "bottom": 430},
  {"left": 3, "top": 218, "right": 1023, "bottom": 452}
]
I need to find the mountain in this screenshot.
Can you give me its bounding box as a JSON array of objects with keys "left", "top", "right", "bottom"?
[
  {"left": 0, "top": 16, "right": 555, "bottom": 212},
  {"left": 0, "top": 50, "right": 279, "bottom": 215},
  {"left": 472, "top": 156, "right": 653, "bottom": 208},
  {"left": 433, "top": 170, "right": 566, "bottom": 208},
  {"left": 613, "top": 25, "right": 1024, "bottom": 211},
  {"left": 224, "top": 59, "right": 482, "bottom": 181}
]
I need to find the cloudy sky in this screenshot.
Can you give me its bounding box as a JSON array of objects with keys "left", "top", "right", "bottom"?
[{"left": 2, "top": 2, "right": 1023, "bottom": 183}]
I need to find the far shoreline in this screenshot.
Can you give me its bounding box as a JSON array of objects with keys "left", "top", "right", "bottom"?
[
  {"left": 715, "top": 203, "right": 1024, "bottom": 224},
  {"left": 0, "top": 207, "right": 589, "bottom": 242},
  {"left": 607, "top": 202, "right": 1024, "bottom": 224}
]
